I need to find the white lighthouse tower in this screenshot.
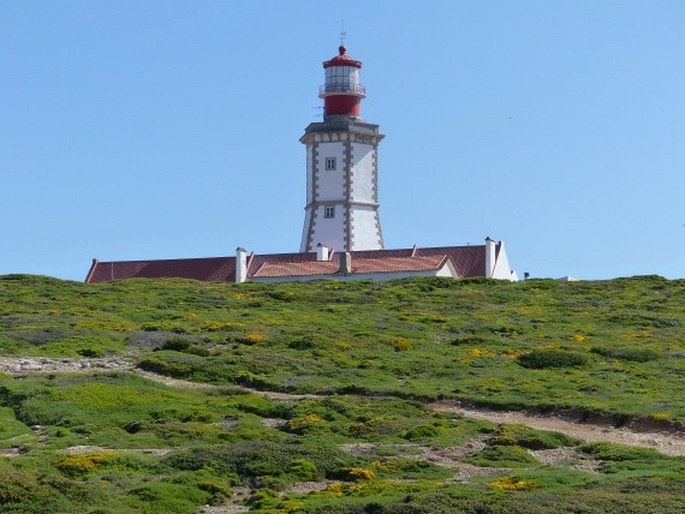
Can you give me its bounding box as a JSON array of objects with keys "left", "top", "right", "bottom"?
[{"left": 299, "top": 45, "right": 385, "bottom": 253}]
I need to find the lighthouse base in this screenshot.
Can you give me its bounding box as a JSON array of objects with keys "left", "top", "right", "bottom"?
[{"left": 299, "top": 117, "right": 385, "bottom": 253}]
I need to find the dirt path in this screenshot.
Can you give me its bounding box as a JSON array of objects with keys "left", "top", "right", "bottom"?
[
  {"left": 1, "top": 357, "right": 683, "bottom": 456},
  {"left": 0, "top": 356, "right": 135, "bottom": 374},
  {"left": 430, "top": 401, "right": 685, "bottom": 457},
  {"left": 133, "top": 370, "right": 319, "bottom": 400}
]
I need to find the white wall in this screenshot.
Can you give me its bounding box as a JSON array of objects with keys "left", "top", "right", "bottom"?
[
  {"left": 305, "top": 146, "right": 313, "bottom": 205},
  {"left": 349, "top": 206, "right": 381, "bottom": 250},
  {"left": 350, "top": 142, "right": 375, "bottom": 203},
  {"left": 492, "top": 241, "right": 517, "bottom": 281},
  {"left": 316, "top": 142, "right": 345, "bottom": 201},
  {"left": 300, "top": 210, "right": 312, "bottom": 251},
  {"left": 311, "top": 204, "right": 345, "bottom": 251}
]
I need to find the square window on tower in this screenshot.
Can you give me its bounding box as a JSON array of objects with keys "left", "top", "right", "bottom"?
[
  {"left": 325, "top": 157, "right": 337, "bottom": 171},
  {"left": 324, "top": 206, "right": 335, "bottom": 219}
]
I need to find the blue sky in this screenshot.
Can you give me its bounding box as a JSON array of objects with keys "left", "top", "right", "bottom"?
[{"left": 1, "top": 1, "right": 684, "bottom": 281}]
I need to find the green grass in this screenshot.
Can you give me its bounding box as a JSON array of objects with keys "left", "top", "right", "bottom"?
[
  {"left": 0, "top": 274, "right": 684, "bottom": 512},
  {"left": 3, "top": 274, "right": 684, "bottom": 421},
  {"left": 0, "top": 370, "right": 682, "bottom": 513}
]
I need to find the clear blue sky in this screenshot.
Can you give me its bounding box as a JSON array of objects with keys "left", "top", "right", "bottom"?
[{"left": 2, "top": 1, "right": 684, "bottom": 281}]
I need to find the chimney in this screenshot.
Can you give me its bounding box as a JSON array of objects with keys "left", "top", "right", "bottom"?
[
  {"left": 316, "top": 243, "right": 329, "bottom": 261},
  {"left": 339, "top": 252, "right": 352, "bottom": 274},
  {"left": 235, "top": 247, "right": 247, "bottom": 283},
  {"left": 485, "top": 237, "right": 496, "bottom": 278}
]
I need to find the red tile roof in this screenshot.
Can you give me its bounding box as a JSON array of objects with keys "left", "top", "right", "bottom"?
[
  {"left": 85, "top": 243, "right": 498, "bottom": 283},
  {"left": 85, "top": 257, "right": 235, "bottom": 283},
  {"left": 251, "top": 254, "right": 448, "bottom": 278}
]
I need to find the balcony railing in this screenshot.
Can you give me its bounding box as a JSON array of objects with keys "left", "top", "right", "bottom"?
[{"left": 319, "top": 83, "right": 366, "bottom": 96}]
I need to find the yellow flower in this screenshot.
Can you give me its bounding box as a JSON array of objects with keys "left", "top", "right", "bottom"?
[
  {"left": 467, "top": 348, "right": 494, "bottom": 358},
  {"left": 342, "top": 467, "right": 376, "bottom": 481},
  {"left": 325, "top": 482, "right": 344, "bottom": 497},
  {"left": 488, "top": 477, "right": 537, "bottom": 491}
]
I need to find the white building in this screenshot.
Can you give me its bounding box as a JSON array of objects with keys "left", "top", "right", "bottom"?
[
  {"left": 300, "top": 45, "right": 384, "bottom": 253},
  {"left": 85, "top": 44, "right": 518, "bottom": 284}
]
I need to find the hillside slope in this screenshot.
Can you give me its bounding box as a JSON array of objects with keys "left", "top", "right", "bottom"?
[
  {"left": 2, "top": 274, "right": 684, "bottom": 421},
  {"left": 0, "top": 274, "right": 683, "bottom": 513}
]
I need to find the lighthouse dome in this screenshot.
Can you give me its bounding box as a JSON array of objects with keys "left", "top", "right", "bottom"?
[{"left": 323, "top": 45, "right": 362, "bottom": 69}]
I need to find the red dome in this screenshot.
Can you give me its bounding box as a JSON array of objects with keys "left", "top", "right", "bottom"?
[{"left": 323, "top": 45, "right": 362, "bottom": 69}]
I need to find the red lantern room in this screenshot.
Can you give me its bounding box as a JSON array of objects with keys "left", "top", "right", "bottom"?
[{"left": 319, "top": 45, "right": 366, "bottom": 118}]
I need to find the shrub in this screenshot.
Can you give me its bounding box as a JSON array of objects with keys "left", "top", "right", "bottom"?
[
  {"left": 488, "top": 476, "right": 538, "bottom": 491},
  {"left": 290, "top": 459, "right": 319, "bottom": 481},
  {"left": 288, "top": 337, "right": 316, "bottom": 350},
  {"left": 349, "top": 418, "right": 405, "bottom": 438},
  {"left": 141, "top": 322, "right": 187, "bottom": 334},
  {"left": 56, "top": 452, "right": 113, "bottom": 477},
  {"left": 158, "top": 337, "right": 210, "bottom": 356},
  {"left": 580, "top": 442, "right": 662, "bottom": 462},
  {"left": 197, "top": 479, "right": 233, "bottom": 502},
  {"left": 286, "top": 414, "right": 326, "bottom": 434},
  {"left": 451, "top": 335, "right": 487, "bottom": 346},
  {"left": 236, "top": 333, "right": 266, "bottom": 345},
  {"left": 128, "top": 482, "right": 208, "bottom": 513},
  {"left": 404, "top": 424, "right": 439, "bottom": 441},
  {"left": 340, "top": 467, "right": 376, "bottom": 481},
  {"left": 137, "top": 357, "right": 194, "bottom": 378},
  {"left": 267, "top": 290, "right": 296, "bottom": 302},
  {"left": 394, "top": 338, "right": 413, "bottom": 351},
  {"left": 590, "top": 347, "right": 660, "bottom": 362},
  {"left": 465, "top": 445, "right": 540, "bottom": 468},
  {"left": 247, "top": 488, "right": 278, "bottom": 509},
  {"left": 495, "top": 425, "right": 579, "bottom": 450},
  {"left": 518, "top": 350, "right": 589, "bottom": 369},
  {"left": 123, "top": 421, "right": 143, "bottom": 434},
  {"left": 325, "top": 482, "right": 344, "bottom": 498},
  {"left": 77, "top": 348, "right": 103, "bottom": 358},
  {"left": 160, "top": 338, "right": 192, "bottom": 352},
  {"left": 163, "top": 441, "right": 358, "bottom": 481}
]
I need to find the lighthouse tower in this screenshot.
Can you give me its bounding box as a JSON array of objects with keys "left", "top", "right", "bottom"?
[{"left": 299, "top": 45, "right": 385, "bottom": 253}]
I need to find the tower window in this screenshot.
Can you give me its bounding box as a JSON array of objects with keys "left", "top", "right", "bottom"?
[
  {"left": 324, "top": 206, "right": 335, "bottom": 219},
  {"left": 325, "top": 157, "right": 337, "bottom": 171}
]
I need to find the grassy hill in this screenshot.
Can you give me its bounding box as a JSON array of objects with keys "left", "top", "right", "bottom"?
[{"left": 0, "top": 274, "right": 683, "bottom": 513}]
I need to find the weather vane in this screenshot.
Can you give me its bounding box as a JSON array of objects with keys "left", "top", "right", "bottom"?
[{"left": 340, "top": 20, "right": 346, "bottom": 46}]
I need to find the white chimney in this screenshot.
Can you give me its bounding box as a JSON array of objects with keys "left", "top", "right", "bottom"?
[
  {"left": 339, "top": 252, "right": 352, "bottom": 274},
  {"left": 316, "top": 243, "right": 329, "bottom": 261},
  {"left": 235, "top": 247, "right": 247, "bottom": 283},
  {"left": 485, "top": 237, "right": 496, "bottom": 278}
]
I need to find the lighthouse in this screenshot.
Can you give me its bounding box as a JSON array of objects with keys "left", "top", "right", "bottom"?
[{"left": 299, "top": 45, "right": 385, "bottom": 253}]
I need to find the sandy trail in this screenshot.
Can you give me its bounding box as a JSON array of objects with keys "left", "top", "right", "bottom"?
[{"left": 429, "top": 401, "right": 685, "bottom": 457}]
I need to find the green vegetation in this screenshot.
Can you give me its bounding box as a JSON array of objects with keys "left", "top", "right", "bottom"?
[{"left": 0, "top": 274, "right": 683, "bottom": 512}]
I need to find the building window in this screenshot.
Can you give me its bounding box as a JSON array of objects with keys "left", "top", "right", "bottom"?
[
  {"left": 325, "top": 157, "right": 336, "bottom": 171},
  {"left": 324, "top": 206, "right": 335, "bottom": 219}
]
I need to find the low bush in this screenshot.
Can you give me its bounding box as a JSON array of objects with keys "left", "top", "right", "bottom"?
[
  {"left": 338, "top": 467, "right": 376, "bottom": 481},
  {"left": 404, "top": 424, "right": 440, "bottom": 441},
  {"left": 495, "top": 425, "right": 579, "bottom": 450},
  {"left": 128, "top": 481, "right": 209, "bottom": 514},
  {"left": 465, "top": 444, "right": 540, "bottom": 468},
  {"left": 290, "top": 459, "right": 320, "bottom": 481},
  {"left": 56, "top": 452, "right": 113, "bottom": 477},
  {"left": 162, "top": 441, "right": 360, "bottom": 481},
  {"left": 590, "top": 347, "right": 660, "bottom": 362},
  {"left": 518, "top": 350, "right": 589, "bottom": 369},
  {"left": 157, "top": 337, "right": 210, "bottom": 357},
  {"left": 76, "top": 347, "right": 103, "bottom": 358}
]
